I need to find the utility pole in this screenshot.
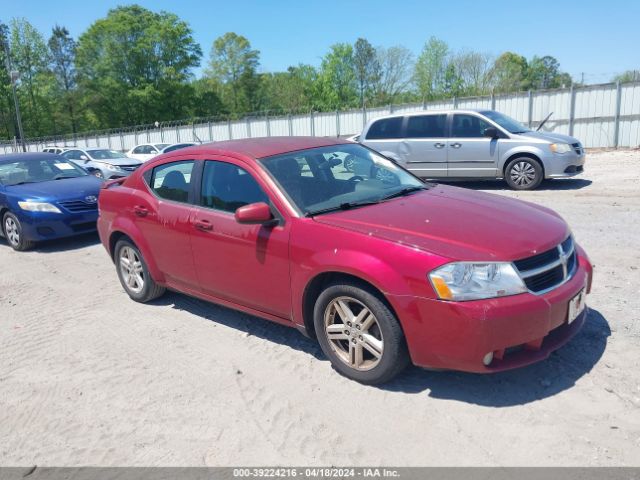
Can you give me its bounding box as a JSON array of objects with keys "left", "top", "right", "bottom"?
[{"left": 1, "top": 35, "right": 26, "bottom": 152}]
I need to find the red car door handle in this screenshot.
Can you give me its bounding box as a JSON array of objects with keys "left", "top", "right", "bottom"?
[
  {"left": 133, "top": 206, "right": 148, "bottom": 217},
  {"left": 194, "top": 220, "right": 213, "bottom": 231}
]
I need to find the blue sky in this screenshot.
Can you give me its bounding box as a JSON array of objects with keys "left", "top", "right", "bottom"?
[{"left": 3, "top": 0, "right": 639, "bottom": 83}]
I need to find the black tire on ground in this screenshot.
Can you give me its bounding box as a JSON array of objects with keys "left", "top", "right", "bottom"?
[
  {"left": 313, "top": 282, "right": 410, "bottom": 385},
  {"left": 2, "top": 212, "right": 35, "bottom": 251},
  {"left": 114, "top": 238, "right": 166, "bottom": 303},
  {"left": 504, "top": 157, "right": 544, "bottom": 190}
]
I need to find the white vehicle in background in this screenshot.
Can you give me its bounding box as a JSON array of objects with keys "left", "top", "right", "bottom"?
[
  {"left": 42, "top": 146, "right": 73, "bottom": 154},
  {"left": 62, "top": 148, "right": 142, "bottom": 179},
  {"left": 159, "top": 142, "right": 197, "bottom": 154},
  {"left": 126, "top": 143, "right": 171, "bottom": 162}
]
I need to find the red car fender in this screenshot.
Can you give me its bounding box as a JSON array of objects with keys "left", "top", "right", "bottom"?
[
  {"left": 108, "top": 216, "right": 166, "bottom": 285},
  {"left": 290, "top": 248, "right": 422, "bottom": 330}
]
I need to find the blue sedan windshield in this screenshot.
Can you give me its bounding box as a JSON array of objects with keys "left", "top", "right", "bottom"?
[{"left": 0, "top": 157, "right": 88, "bottom": 186}]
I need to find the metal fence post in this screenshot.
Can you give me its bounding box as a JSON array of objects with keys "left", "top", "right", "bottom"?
[
  {"left": 266, "top": 114, "right": 271, "bottom": 137},
  {"left": 134, "top": 128, "right": 138, "bottom": 145},
  {"left": 362, "top": 106, "right": 367, "bottom": 128},
  {"left": 453, "top": 97, "right": 458, "bottom": 109},
  {"left": 335, "top": 110, "right": 340, "bottom": 137},
  {"left": 107, "top": 133, "right": 112, "bottom": 149},
  {"left": 569, "top": 85, "right": 576, "bottom": 136},
  {"left": 207, "top": 121, "right": 212, "bottom": 141},
  {"left": 491, "top": 92, "right": 496, "bottom": 110},
  {"left": 120, "top": 132, "right": 124, "bottom": 151},
  {"left": 527, "top": 90, "right": 533, "bottom": 128},
  {"left": 422, "top": 100, "right": 427, "bottom": 110},
  {"left": 389, "top": 103, "right": 394, "bottom": 114},
  {"left": 176, "top": 124, "right": 180, "bottom": 142},
  {"left": 246, "top": 117, "right": 252, "bottom": 138},
  {"left": 288, "top": 114, "right": 293, "bottom": 136},
  {"left": 146, "top": 128, "right": 150, "bottom": 142},
  {"left": 613, "top": 81, "right": 622, "bottom": 148},
  {"left": 310, "top": 111, "right": 315, "bottom": 136},
  {"left": 227, "top": 119, "right": 232, "bottom": 140}
]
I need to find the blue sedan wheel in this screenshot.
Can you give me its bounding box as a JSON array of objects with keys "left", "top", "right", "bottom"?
[{"left": 3, "top": 212, "right": 34, "bottom": 251}]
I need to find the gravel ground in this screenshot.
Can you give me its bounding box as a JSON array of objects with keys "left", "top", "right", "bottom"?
[{"left": 1, "top": 150, "right": 639, "bottom": 466}]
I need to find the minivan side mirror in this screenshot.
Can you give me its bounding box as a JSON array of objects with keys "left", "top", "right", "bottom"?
[
  {"left": 235, "top": 202, "right": 275, "bottom": 225},
  {"left": 80, "top": 155, "right": 89, "bottom": 161},
  {"left": 483, "top": 127, "right": 499, "bottom": 138}
]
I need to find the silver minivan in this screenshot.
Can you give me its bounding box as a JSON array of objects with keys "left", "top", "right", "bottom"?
[{"left": 358, "top": 109, "right": 585, "bottom": 190}]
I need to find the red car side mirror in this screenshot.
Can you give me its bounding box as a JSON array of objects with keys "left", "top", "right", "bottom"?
[{"left": 235, "top": 202, "right": 275, "bottom": 225}]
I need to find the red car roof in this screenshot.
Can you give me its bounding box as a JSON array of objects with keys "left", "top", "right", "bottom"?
[{"left": 182, "top": 136, "right": 350, "bottom": 160}]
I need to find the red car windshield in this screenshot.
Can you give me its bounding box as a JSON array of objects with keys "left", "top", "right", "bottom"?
[{"left": 260, "top": 144, "right": 425, "bottom": 216}]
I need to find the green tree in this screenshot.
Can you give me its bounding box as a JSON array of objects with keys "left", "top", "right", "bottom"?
[
  {"left": 443, "top": 63, "right": 464, "bottom": 98},
  {"left": 414, "top": 37, "right": 449, "bottom": 101},
  {"left": 208, "top": 32, "right": 260, "bottom": 114},
  {"left": 261, "top": 64, "right": 318, "bottom": 112},
  {"left": 0, "top": 20, "right": 16, "bottom": 140},
  {"left": 527, "top": 55, "right": 570, "bottom": 89},
  {"left": 373, "top": 45, "right": 413, "bottom": 104},
  {"left": 452, "top": 50, "right": 493, "bottom": 96},
  {"left": 353, "top": 38, "right": 380, "bottom": 107},
  {"left": 613, "top": 70, "right": 640, "bottom": 83},
  {"left": 10, "top": 18, "right": 53, "bottom": 136},
  {"left": 317, "top": 43, "right": 357, "bottom": 109},
  {"left": 488, "top": 52, "right": 529, "bottom": 93},
  {"left": 48, "top": 26, "right": 78, "bottom": 133},
  {"left": 76, "top": 5, "right": 201, "bottom": 128}
]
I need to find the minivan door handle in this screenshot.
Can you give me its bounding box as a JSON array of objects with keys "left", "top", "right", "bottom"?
[
  {"left": 194, "top": 219, "right": 213, "bottom": 232},
  {"left": 434, "top": 142, "right": 446, "bottom": 149},
  {"left": 450, "top": 142, "right": 462, "bottom": 149}
]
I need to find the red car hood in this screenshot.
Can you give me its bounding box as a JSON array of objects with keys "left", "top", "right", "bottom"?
[{"left": 313, "top": 185, "right": 569, "bottom": 261}]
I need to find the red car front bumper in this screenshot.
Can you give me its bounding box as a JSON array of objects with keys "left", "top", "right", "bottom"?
[{"left": 389, "top": 251, "right": 593, "bottom": 373}]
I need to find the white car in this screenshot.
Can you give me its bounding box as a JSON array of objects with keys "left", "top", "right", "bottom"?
[
  {"left": 126, "top": 143, "right": 171, "bottom": 162},
  {"left": 42, "top": 146, "right": 73, "bottom": 154},
  {"left": 62, "top": 148, "right": 142, "bottom": 179}
]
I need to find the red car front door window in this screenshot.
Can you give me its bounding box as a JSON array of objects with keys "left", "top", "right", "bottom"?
[{"left": 189, "top": 159, "right": 292, "bottom": 319}]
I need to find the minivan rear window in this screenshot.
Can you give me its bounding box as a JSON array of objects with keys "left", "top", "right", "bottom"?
[
  {"left": 365, "top": 117, "right": 403, "bottom": 140},
  {"left": 406, "top": 114, "right": 447, "bottom": 138}
]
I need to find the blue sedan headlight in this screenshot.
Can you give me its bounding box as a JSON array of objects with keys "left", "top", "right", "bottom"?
[{"left": 17, "top": 201, "right": 62, "bottom": 213}]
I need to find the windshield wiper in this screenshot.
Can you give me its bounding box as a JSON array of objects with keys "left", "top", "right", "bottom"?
[
  {"left": 305, "top": 199, "right": 381, "bottom": 217},
  {"left": 379, "top": 185, "right": 426, "bottom": 201}
]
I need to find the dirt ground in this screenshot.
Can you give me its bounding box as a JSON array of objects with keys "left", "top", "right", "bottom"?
[{"left": 1, "top": 150, "right": 639, "bottom": 467}]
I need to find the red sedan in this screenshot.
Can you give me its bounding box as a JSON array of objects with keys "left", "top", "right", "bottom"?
[{"left": 97, "top": 137, "right": 593, "bottom": 384}]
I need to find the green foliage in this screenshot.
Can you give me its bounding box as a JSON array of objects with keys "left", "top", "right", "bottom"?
[
  {"left": 0, "top": 10, "right": 581, "bottom": 141},
  {"left": 488, "top": 52, "right": 529, "bottom": 93},
  {"left": 414, "top": 36, "right": 449, "bottom": 101},
  {"left": 613, "top": 70, "right": 640, "bottom": 83},
  {"left": 10, "top": 18, "right": 55, "bottom": 136},
  {"left": 353, "top": 38, "right": 380, "bottom": 107},
  {"left": 316, "top": 43, "right": 358, "bottom": 110},
  {"left": 208, "top": 32, "right": 260, "bottom": 113},
  {"left": 48, "top": 25, "right": 78, "bottom": 133},
  {"left": 75, "top": 5, "right": 201, "bottom": 128}
]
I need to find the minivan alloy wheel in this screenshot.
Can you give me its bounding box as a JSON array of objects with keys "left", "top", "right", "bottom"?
[
  {"left": 4, "top": 217, "right": 20, "bottom": 246},
  {"left": 510, "top": 161, "right": 537, "bottom": 187},
  {"left": 324, "top": 296, "right": 384, "bottom": 371},
  {"left": 119, "top": 246, "right": 145, "bottom": 294}
]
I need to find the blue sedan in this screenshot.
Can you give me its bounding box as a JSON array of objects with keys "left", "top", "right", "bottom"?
[{"left": 0, "top": 152, "right": 103, "bottom": 251}]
